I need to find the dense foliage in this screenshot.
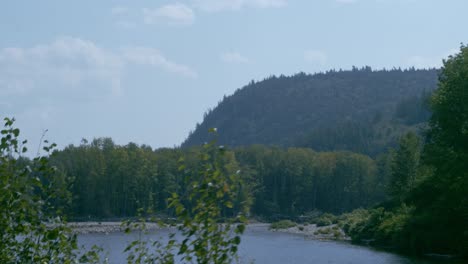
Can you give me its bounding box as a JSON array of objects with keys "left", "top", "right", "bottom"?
[
  {"left": 339, "top": 45, "right": 468, "bottom": 258},
  {"left": 411, "top": 44, "right": 468, "bottom": 256},
  {"left": 50, "top": 142, "right": 389, "bottom": 219},
  {"left": 183, "top": 68, "right": 438, "bottom": 156},
  {"left": 4, "top": 51, "right": 466, "bottom": 260},
  {"left": 1, "top": 120, "right": 248, "bottom": 264},
  {"left": 50, "top": 140, "right": 397, "bottom": 257},
  {"left": 0, "top": 118, "right": 101, "bottom": 263},
  {"left": 122, "top": 134, "right": 248, "bottom": 264}
]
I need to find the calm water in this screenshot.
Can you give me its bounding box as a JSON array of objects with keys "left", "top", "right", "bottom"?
[{"left": 78, "top": 225, "right": 461, "bottom": 264}]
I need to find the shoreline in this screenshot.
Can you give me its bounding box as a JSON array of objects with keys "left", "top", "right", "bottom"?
[
  {"left": 268, "top": 223, "right": 350, "bottom": 241},
  {"left": 68, "top": 221, "right": 161, "bottom": 234},
  {"left": 70, "top": 221, "right": 463, "bottom": 261},
  {"left": 68, "top": 221, "right": 349, "bottom": 242}
]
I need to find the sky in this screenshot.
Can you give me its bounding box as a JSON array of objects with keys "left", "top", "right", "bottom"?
[{"left": 1, "top": 0, "right": 467, "bottom": 154}]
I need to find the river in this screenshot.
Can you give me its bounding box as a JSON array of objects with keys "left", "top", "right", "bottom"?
[{"left": 78, "top": 224, "right": 462, "bottom": 264}]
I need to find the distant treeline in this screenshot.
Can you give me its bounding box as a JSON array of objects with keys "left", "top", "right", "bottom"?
[
  {"left": 50, "top": 140, "right": 392, "bottom": 219},
  {"left": 183, "top": 67, "right": 438, "bottom": 156},
  {"left": 40, "top": 49, "right": 467, "bottom": 259}
]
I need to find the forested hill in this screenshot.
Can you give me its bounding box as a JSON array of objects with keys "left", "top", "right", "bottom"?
[{"left": 182, "top": 68, "right": 439, "bottom": 155}]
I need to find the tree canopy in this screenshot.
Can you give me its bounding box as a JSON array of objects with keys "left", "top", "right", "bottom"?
[{"left": 183, "top": 68, "right": 438, "bottom": 156}]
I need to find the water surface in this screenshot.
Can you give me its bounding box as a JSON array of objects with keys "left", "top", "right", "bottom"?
[{"left": 78, "top": 225, "right": 461, "bottom": 264}]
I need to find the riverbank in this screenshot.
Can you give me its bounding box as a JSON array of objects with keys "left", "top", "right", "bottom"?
[
  {"left": 68, "top": 221, "right": 349, "bottom": 241},
  {"left": 68, "top": 221, "right": 161, "bottom": 234},
  {"left": 268, "top": 223, "right": 350, "bottom": 241}
]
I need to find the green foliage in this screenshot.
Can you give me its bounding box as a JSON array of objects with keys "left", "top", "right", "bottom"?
[
  {"left": 183, "top": 68, "right": 438, "bottom": 156},
  {"left": 339, "top": 206, "right": 413, "bottom": 248},
  {"left": 394, "top": 92, "right": 432, "bottom": 125},
  {"left": 53, "top": 141, "right": 383, "bottom": 219},
  {"left": 332, "top": 229, "right": 342, "bottom": 239},
  {"left": 270, "top": 220, "right": 297, "bottom": 230},
  {"left": 234, "top": 146, "right": 380, "bottom": 216},
  {"left": 122, "top": 133, "right": 249, "bottom": 264},
  {"left": 316, "top": 227, "right": 332, "bottom": 235},
  {"left": 0, "top": 117, "right": 103, "bottom": 264},
  {"left": 340, "top": 46, "right": 468, "bottom": 257},
  {"left": 388, "top": 132, "right": 421, "bottom": 202},
  {"left": 412, "top": 44, "right": 468, "bottom": 256},
  {"left": 311, "top": 213, "right": 337, "bottom": 227},
  {"left": 166, "top": 137, "right": 248, "bottom": 264}
]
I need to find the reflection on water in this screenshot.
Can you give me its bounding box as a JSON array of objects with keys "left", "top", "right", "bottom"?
[{"left": 78, "top": 225, "right": 461, "bottom": 264}]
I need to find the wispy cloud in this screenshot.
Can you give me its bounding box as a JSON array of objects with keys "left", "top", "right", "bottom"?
[
  {"left": 143, "top": 3, "right": 195, "bottom": 26},
  {"left": 220, "top": 52, "right": 250, "bottom": 64},
  {"left": 0, "top": 37, "right": 124, "bottom": 100},
  {"left": 406, "top": 48, "right": 458, "bottom": 69},
  {"left": 123, "top": 47, "right": 198, "bottom": 78},
  {"left": 193, "top": 0, "right": 287, "bottom": 12},
  {"left": 304, "top": 50, "right": 327, "bottom": 65},
  {"left": 0, "top": 37, "right": 198, "bottom": 105}
]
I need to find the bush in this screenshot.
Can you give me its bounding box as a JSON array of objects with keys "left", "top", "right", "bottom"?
[
  {"left": 333, "top": 230, "right": 342, "bottom": 239},
  {"left": 337, "top": 208, "right": 370, "bottom": 234},
  {"left": 312, "top": 213, "right": 337, "bottom": 227},
  {"left": 0, "top": 117, "right": 102, "bottom": 263},
  {"left": 317, "top": 227, "right": 332, "bottom": 235},
  {"left": 270, "top": 220, "right": 297, "bottom": 230},
  {"left": 337, "top": 206, "right": 414, "bottom": 247}
]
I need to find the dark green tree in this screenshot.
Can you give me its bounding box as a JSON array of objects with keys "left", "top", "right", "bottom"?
[
  {"left": 389, "top": 132, "right": 421, "bottom": 202},
  {"left": 415, "top": 44, "right": 468, "bottom": 255}
]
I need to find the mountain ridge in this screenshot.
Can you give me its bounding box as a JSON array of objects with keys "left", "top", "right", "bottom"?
[{"left": 182, "top": 67, "right": 439, "bottom": 155}]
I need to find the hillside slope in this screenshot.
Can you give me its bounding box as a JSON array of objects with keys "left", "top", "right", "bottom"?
[{"left": 182, "top": 68, "right": 439, "bottom": 155}]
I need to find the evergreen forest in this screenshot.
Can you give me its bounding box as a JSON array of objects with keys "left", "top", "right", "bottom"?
[{"left": 2, "top": 47, "right": 467, "bottom": 260}]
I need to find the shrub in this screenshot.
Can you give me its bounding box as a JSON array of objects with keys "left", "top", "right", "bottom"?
[
  {"left": 317, "top": 227, "right": 332, "bottom": 235},
  {"left": 0, "top": 117, "right": 102, "bottom": 263},
  {"left": 333, "top": 230, "right": 342, "bottom": 239},
  {"left": 312, "top": 213, "right": 337, "bottom": 227},
  {"left": 270, "top": 220, "right": 297, "bottom": 230}
]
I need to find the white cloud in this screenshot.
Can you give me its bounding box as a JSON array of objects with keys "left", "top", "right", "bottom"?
[
  {"left": 143, "top": 3, "right": 195, "bottom": 26},
  {"left": 193, "top": 0, "right": 287, "bottom": 12},
  {"left": 123, "top": 47, "right": 198, "bottom": 78},
  {"left": 220, "top": 52, "right": 250, "bottom": 64},
  {"left": 0, "top": 37, "right": 198, "bottom": 105},
  {"left": 0, "top": 37, "right": 123, "bottom": 100},
  {"left": 406, "top": 48, "right": 458, "bottom": 69},
  {"left": 304, "top": 50, "right": 327, "bottom": 65},
  {"left": 111, "top": 6, "right": 129, "bottom": 15}
]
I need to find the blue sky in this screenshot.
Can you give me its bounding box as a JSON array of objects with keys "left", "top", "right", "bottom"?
[{"left": 1, "top": 0, "right": 467, "bottom": 153}]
